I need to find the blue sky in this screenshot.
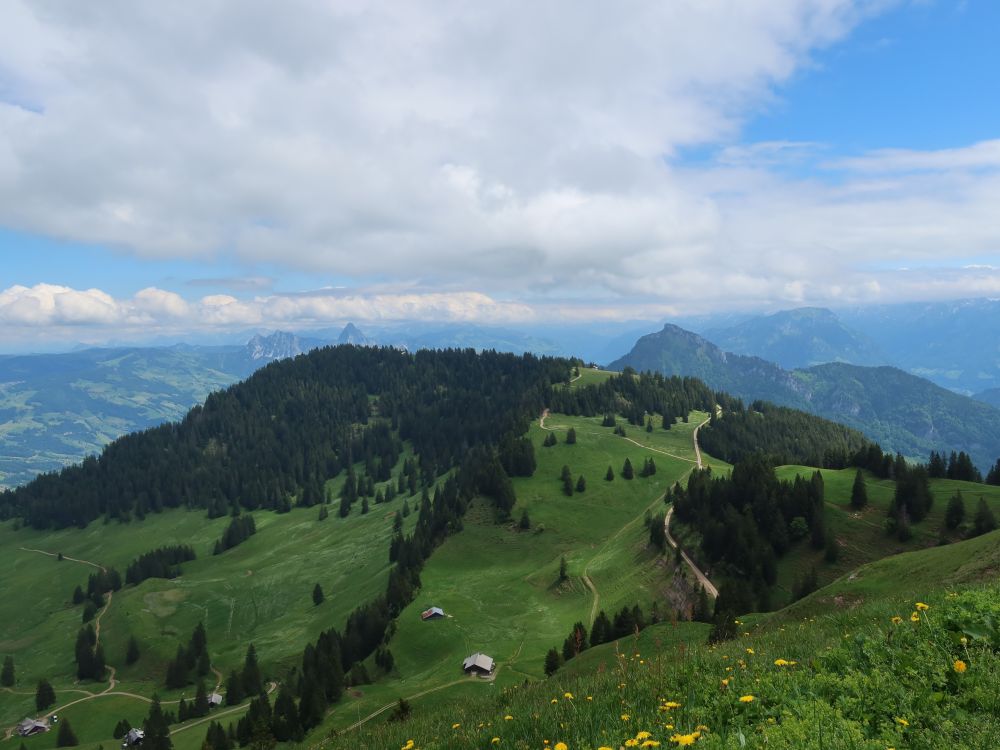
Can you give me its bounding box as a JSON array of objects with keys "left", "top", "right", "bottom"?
[{"left": 0, "top": 1, "right": 998, "bottom": 348}]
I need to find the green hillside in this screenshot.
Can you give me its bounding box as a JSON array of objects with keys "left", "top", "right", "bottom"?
[{"left": 320, "top": 530, "right": 1000, "bottom": 750}]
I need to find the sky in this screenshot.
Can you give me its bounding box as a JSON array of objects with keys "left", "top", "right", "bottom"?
[{"left": 1, "top": 0, "right": 998, "bottom": 349}]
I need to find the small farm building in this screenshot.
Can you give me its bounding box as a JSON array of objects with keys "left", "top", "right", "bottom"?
[
  {"left": 208, "top": 692, "right": 224, "bottom": 707},
  {"left": 462, "top": 652, "right": 495, "bottom": 676},
  {"left": 17, "top": 719, "right": 48, "bottom": 737},
  {"left": 123, "top": 728, "right": 145, "bottom": 747},
  {"left": 421, "top": 606, "right": 445, "bottom": 620}
]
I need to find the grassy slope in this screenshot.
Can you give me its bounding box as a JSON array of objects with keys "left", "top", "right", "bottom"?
[
  {"left": 320, "top": 529, "right": 1000, "bottom": 750},
  {"left": 311, "top": 411, "right": 728, "bottom": 739},
  {"left": 0, "top": 462, "right": 421, "bottom": 750},
  {"left": 770, "top": 466, "right": 1000, "bottom": 606}
]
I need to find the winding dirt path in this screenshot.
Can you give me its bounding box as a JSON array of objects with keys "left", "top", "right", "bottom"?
[
  {"left": 335, "top": 677, "right": 483, "bottom": 736},
  {"left": 663, "top": 417, "right": 719, "bottom": 599},
  {"left": 170, "top": 682, "right": 277, "bottom": 736}
]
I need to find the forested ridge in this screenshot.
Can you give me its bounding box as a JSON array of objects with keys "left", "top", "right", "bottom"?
[{"left": 0, "top": 346, "right": 568, "bottom": 529}]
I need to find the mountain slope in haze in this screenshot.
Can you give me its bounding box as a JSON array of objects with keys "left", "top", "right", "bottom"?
[
  {"left": 609, "top": 324, "right": 1000, "bottom": 470},
  {"left": 974, "top": 387, "right": 1000, "bottom": 410},
  {"left": 838, "top": 298, "right": 1000, "bottom": 394},
  {"left": 703, "top": 306, "right": 886, "bottom": 369},
  {"left": 0, "top": 331, "right": 315, "bottom": 488}
]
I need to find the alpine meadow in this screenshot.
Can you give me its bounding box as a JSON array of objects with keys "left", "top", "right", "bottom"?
[{"left": 3, "top": 3, "right": 1000, "bottom": 750}]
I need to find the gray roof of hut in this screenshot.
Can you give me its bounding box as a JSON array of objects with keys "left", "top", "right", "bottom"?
[{"left": 462, "top": 652, "right": 494, "bottom": 672}]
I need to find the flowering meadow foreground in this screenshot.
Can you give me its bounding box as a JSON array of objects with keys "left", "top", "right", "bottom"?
[{"left": 321, "top": 585, "right": 999, "bottom": 749}]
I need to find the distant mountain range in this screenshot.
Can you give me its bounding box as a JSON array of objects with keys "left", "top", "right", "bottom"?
[
  {"left": 609, "top": 323, "right": 1000, "bottom": 472},
  {"left": 702, "top": 307, "right": 886, "bottom": 370},
  {"left": 686, "top": 300, "right": 1000, "bottom": 395},
  {"left": 0, "top": 330, "right": 323, "bottom": 488}
]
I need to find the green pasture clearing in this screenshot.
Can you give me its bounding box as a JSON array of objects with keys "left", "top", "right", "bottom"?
[
  {"left": 563, "top": 367, "right": 616, "bottom": 389},
  {"left": 319, "top": 531, "right": 1000, "bottom": 750},
  {"left": 319, "top": 410, "right": 721, "bottom": 736},
  {"left": 0, "top": 462, "right": 422, "bottom": 738}
]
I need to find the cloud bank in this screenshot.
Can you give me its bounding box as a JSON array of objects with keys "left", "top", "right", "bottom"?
[{"left": 1, "top": 0, "right": 999, "bottom": 336}]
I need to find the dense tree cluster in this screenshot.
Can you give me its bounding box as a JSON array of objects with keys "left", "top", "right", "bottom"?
[
  {"left": 671, "top": 456, "right": 828, "bottom": 611},
  {"left": 927, "top": 450, "right": 982, "bottom": 482},
  {"left": 213, "top": 514, "right": 257, "bottom": 555},
  {"left": 125, "top": 545, "right": 196, "bottom": 585},
  {"left": 0, "top": 347, "right": 568, "bottom": 529},
  {"left": 544, "top": 605, "right": 651, "bottom": 674},
  {"left": 550, "top": 370, "right": 714, "bottom": 425},
  {"left": 700, "top": 401, "right": 868, "bottom": 468}
]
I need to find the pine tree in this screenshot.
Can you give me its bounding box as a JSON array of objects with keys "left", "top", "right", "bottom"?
[
  {"left": 605, "top": 465, "right": 614, "bottom": 481},
  {"left": 973, "top": 498, "right": 997, "bottom": 537},
  {"left": 518, "top": 508, "right": 531, "bottom": 530},
  {"left": 194, "top": 680, "right": 210, "bottom": 717},
  {"left": 312, "top": 583, "right": 324, "bottom": 606},
  {"left": 558, "top": 556, "right": 568, "bottom": 582},
  {"left": 361, "top": 497, "right": 369, "bottom": 514},
  {"left": 945, "top": 491, "right": 966, "bottom": 530},
  {"left": 35, "top": 678, "right": 55, "bottom": 711},
  {"left": 850, "top": 470, "right": 868, "bottom": 509},
  {"left": 1, "top": 656, "right": 13, "bottom": 687},
  {"left": 986, "top": 459, "right": 1000, "bottom": 486},
  {"left": 143, "top": 695, "right": 173, "bottom": 750},
  {"left": 56, "top": 719, "right": 78, "bottom": 747},
  {"left": 543, "top": 648, "right": 561, "bottom": 676},
  {"left": 622, "top": 458, "right": 634, "bottom": 480},
  {"left": 113, "top": 719, "right": 131, "bottom": 740},
  {"left": 562, "top": 474, "right": 574, "bottom": 496},
  {"left": 224, "top": 670, "right": 245, "bottom": 706},
  {"left": 565, "top": 428, "right": 577, "bottom": 444},
  {"left": 575, "top": 475, "right": 586, "bottom": 493},
  {"left": 590, "top": 610, "right": 611, "bottom": 645},
  {"left": 241, "top": 644, "right": 263, "bottom": 696}
]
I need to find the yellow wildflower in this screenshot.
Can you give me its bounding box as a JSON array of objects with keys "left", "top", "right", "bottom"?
[
  {"left": 661, "top": 701, "right": 682, "bottom": 710},
  {"left": 915, "top": 602, "right": 929, "bottom": 611},
  {"left": 550, "top": 698, "right": 558, "bottom": 704},
  {"left": 739, "top": 695, "right": 755, "bottom": 703},
  {"left": 954, "top": 659, "right": 967, "bottom": 673},
  {"left": 670, "top": 734, "right": 698, "bottom": 746},
  {"left": 890, "top": 616, "right": 902, "bottom": 624},
  {"left": 625, "top": 741, "right": 639, "bottom": 748},
  {"left": 696, "top": 725, "right": 709, "bottom": 732},
  {"left": 721, "top": 678, "right": 730, "bottom": 687},
  {"left": 491, "top": 739, "right": 500, "bottom": 746},
  {"left": 401, "top": 741, "right": 415, "bottom": 750},
  {"left": 451, "top": 723, "right": 460, "bottom": 729},
  {"left": 773, "top": 658, "right": 796, "bottom": 667},
  {"left": 586, "top": 696, "right": 593, "bottom": 701},
  {"left": 641, "top": 742, "right": 661, "bottom": 748},
  {"left": 555, "top": 743, "right": 568, "bottom": 750},
  {"left": 895, "top": 717, "right": 909, "bottom": 727},
  {"left": 910, "top": 612, "right": 920, "bottom": 622},
  {"left": 564, "top": 692, "right": 574, "bottom": 700},
  {"left": 746, "top": 648, "right": 754, "bottom": 655},
  {"left": 504, "top": 715, "right": 513, "bottom": 721},
  {"left": 636, "top": 732, "right": 652, "bottom": 740},
  {"left": 621, "top": 713, "right": 630, "bottom": 721}
]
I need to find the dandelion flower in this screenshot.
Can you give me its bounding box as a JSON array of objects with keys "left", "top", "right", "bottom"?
[
  {"left": 670, "top": 733, "right": 698, "bottom": 746},
  {"left": 739, "top": 695, "right": 755, "bottom": 703},
  {"left": 773, "top": 658, "right": 796, "bottom": 667},
  {"left": 551, "top": 698, "right": 558, "bottom": 704},
  {"left": 890, "top": 616, "right": 902, "bottom": 624},
  {"left": 895, "top": 717, "right": 909, "bottom": 727},
  {"left": 452, "top": 723, "right": 460, "bottom": 729},
  {"left": 721, "top": 678, "right": 730, "bottom": 687},
  {"left": 504, "top": 715, "right": 513, "bottom": 721},
  {"left": 555, "top": 743, "right": 568, "bottom": 750},
  {"left": 915, "top": 602, "right": 929, "bottom": 611},
  {"left": 491, "top": 739, "right": 500, "bottom": 745},
  {"left": 641, "top": 742, "right": 661, "bottom": 748},
  {"left": 954, "top": 659, "right": 967, "bottom": 673},
  {"left": 910, "top": 612, "right": 920, "bottom": 622},
  {"left": 625, "top": 741, "right": 639, "bottom": 748},
  {"left": 661, "top": 701, "right": 682, "bottom": 710},
  {"left": 746, "top": 648, "right": 754, "bottom": 655},
  {"left": 621, "top": 713, "right": 631, "bottom": 721},
  {"left": 401, "top": 741, "right": 415, "bottom": 750},
  {"left": 586, "top": 696, "right": 593, "bottom": 701}
]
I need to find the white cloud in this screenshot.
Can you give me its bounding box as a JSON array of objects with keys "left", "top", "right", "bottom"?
[{"left": 1, "top": 1, "right": 998, "bottom": 327}]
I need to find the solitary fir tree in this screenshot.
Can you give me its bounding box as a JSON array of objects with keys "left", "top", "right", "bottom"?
[
  {"left": 850, "top": 470, "right": 868, "bottom": 509},
  {"left": 945, "top": 490, "right": 966, "bottom": 530},
  {"left": 622, "top": 458, "right": 634, "bottom": 480},
  {"left": 312, "top": 583, "right": 324, "bottom": 606},
  {"left": 543, "top": 648, "right": 561, "bottom": 676},
  {"left": 605, "top": 465, "right": 614, "bottom": 481},
  {"left": 35, "top": 678, "right": 55, "bottom": 711},
  {"left": 56, "top": 719, "right": 78, "bottom": 747},
  {"left": 1, "top": 655, "right": 13, "bottom": 687}
]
